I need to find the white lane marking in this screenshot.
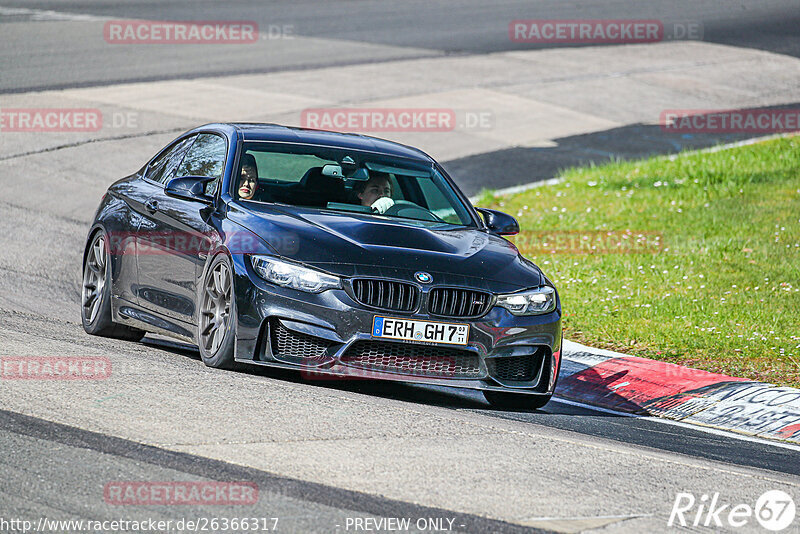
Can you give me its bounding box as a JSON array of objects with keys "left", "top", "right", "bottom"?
[{"left": 551, "top": 396, "right": 800, "bottom": 452}]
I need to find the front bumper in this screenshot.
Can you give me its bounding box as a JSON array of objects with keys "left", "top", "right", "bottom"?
[{"left": 232, "top": 259, "right": 562, "bottom": 395}]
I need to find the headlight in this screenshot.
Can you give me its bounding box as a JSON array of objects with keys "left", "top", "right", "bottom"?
[
  {"left": 250, "top": 256, "right": 341, "bottom": 293},
  {"left": 496, "top": 286, "right": 556, "bottom": 315}
]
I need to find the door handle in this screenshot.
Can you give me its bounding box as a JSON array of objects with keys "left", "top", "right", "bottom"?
[{"left": 145, "top": 199, "right": 159, "bottom": 213}]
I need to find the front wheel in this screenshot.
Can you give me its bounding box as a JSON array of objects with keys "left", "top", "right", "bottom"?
[
  {"left": 197, "top": 254, "right": 237, "bottom": 369},
  {"left": 81, "top": 231, "right": 145, "bottom": 341},
  {"left": 483, "top": 391, "right": 551, "bottom": 411}
]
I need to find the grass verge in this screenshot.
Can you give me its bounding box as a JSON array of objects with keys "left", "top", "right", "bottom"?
[{"left": 476, "top": 136, "right": 800, "bottom": 387}]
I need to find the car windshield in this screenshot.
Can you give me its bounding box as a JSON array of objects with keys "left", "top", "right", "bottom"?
[{"left": 232, "top": 142, "right": 475, "bottom": 227}]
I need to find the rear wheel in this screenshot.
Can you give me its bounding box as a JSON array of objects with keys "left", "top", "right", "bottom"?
[
  {"left": 483, "top": 391, "right": 551, "bottom": 411},
  {"left": 198, "top": 255, "right": 237, "bottom": 369},
  {"left": 81, "top": 231, "right": 145, "bottom": 341}
]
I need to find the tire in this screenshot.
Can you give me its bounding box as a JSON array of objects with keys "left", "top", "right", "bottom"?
[
  {"left": 483, "top": 391, "right": 551, "bottom": 411},
  {"left": 81, "top": 230, "right": 145, "bottom": 341},
  {"left": 197, "top": 254, "right": 237, "bottom": 369}
]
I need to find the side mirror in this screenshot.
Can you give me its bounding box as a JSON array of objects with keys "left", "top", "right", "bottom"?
[
  {"left": 476, "top": 208, "right": 519, "bottom": 236},
  {"left": 165, "top": 176, "right": 214, "bottom": 204}
]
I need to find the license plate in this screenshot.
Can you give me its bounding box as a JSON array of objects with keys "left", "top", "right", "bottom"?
[{"left": 371, "top": 316, "right": 470, "bottom": 346}]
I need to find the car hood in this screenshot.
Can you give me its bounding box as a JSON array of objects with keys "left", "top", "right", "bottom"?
[{"left": 228, "top": 203, "right": 543, "bottom": 292}]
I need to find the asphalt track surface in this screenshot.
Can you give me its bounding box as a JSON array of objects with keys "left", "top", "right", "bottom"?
[
  {"left": 1, "top": 410, "right": 544, "bottom": 534},
  {"left": 1, "top": 0, "right": 800, "bottom": 92},
  {"left": 1, "top": 388, "right": 798, "bottom": 533},
  {"left": 1, "top": 2, "right": 799, "bottom": 532}
]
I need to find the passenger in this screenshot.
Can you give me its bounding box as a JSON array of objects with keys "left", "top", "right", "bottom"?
[
  {"left": 356, "top": 172, "right": 394, "bottom": 213},
  {"left": 237, "top": 154, "right": 259, "bottom": 200}
]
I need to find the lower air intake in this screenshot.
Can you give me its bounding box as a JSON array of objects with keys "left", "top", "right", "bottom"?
[
  {"left": 341, "top": 340, "right": 482, "bottom": 378},
  {"left": 269, "top": 320, "right": 335, "bottom": 363},
  {"left": 490, "top": 354, "right": 538, "bottom": 381}
]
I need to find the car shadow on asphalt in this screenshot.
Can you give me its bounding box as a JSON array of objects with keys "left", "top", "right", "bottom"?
[
  {"left": 140, "top": 336, "right": 630, "bottom": 415},
  {"left": 141, "top": 335, "right": 494, "bottom": 410},
  {"left": 141, "top": 336, "right": 202, "bottom": 360}
]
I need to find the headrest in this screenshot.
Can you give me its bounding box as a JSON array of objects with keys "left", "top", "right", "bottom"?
[{"left": 300, "top": 167, "right": 346, "bottom": 204}]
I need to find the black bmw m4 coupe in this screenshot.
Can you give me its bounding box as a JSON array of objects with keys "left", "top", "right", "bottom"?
[{"left": 82, "top": 123, "right": 562, "bottom": 408}]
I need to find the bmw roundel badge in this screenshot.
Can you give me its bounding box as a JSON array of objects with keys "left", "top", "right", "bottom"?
[{"left": 414, "top": 271, "right": 433, "bottom": 284}]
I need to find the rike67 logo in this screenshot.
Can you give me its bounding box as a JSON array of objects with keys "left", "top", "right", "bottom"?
[{"left": 669, "top": 490, "right": 796, "bottom": 531}]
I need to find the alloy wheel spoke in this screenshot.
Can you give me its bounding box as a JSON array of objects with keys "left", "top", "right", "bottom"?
[
  {"left": 220, "top": 266, "right": 230, "bottom": 296},
  {"left": 93, "top": 240, "right": 105, "bottom": 268},
  {"left": 201, "top": 262, "right": 232, "bottom": 355},
  {"left": 83, "top": 234, "right": 107, "bottom": 323},
  {"left": 206, "top": 280, "right": 219, "bottom": 300},
  {"left": 201, "top": 319, "right": 216, "bottom": 337},
  {"left": 211, "top": 328, "right": 222, "bottom": 352},
  {"left": 83, "top": 290, "right": 97, "bottom": 307},
  {"left": 203, "top": 330, "right": 215, "bottom": 351},
  {"left": 212, "top": 269, "right": 221, "bottom": 295}
]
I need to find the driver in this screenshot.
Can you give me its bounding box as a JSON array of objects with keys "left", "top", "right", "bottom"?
[
  {"left": 356, "top": 172, "right": 394, "bottom": 214},
  {"left": 237, "top": 154, "right": 259, "bottom": 200}
]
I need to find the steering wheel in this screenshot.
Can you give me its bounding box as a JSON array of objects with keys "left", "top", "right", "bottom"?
[{"left": 382, "top": 200, "right": 442, "bottom": 222}]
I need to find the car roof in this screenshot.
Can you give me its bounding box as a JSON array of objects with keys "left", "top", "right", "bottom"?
[{"left": 188, "top": 122, "right": 434, "bottom": 162}]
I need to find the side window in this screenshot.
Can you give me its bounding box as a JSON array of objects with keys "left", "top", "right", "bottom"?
[
  {"left": 145, "top": 136, "right": 195, "bottom": 185},
  {"left": 247, "top": 152, "right": 335, "bottom": 184},
  {"left": 414, "top": 176, "right": 462, "bottom": 224},
  {"left": 176, "top": 133, "right": 227, "bottom": 196}
]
